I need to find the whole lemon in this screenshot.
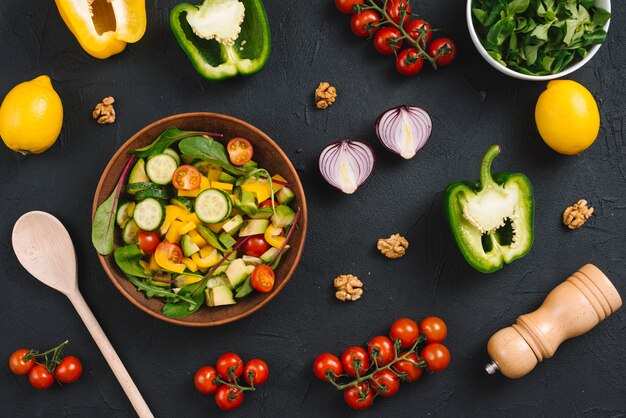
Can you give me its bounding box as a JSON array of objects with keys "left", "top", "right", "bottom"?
[
  {"left": 0, "top": 75, "right": 63, "bottom": 154},
  {"left": 535, "top": 80, "right": 600, "bottom": 155}
]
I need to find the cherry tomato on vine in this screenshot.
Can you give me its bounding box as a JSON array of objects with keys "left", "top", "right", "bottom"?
[
  {"left": 420, "top": 343, "right": 450, "bottom": 372},
  {"left": 390, "top": 318, "right": 420, "bottom": 348},
  {"left": 259, "top": 199, "right": 278, "bottom": 208},
  {"left": 370, "top": 369, "right": 400, "bottom": 397},
  {"left": 350, "top": 10, "right": 380, "bottom": 38},
  {"left": 367, "top": 336, "right": 394, "bottom": 366},
  {"left": 341, "top": 346, "right": 370, "bottom": 377},
  {"left": 419, "top": 316, "right": 447, "bottom": 343},
  {"left": 215, "top": 385, "right": 244, "bottom": 411},
  {"left": 405, "top": 19, "right": 432, "bottom": 47},
  {"left": 29, "top": 365, "right": 54, "bottom": 390},
  {"left": 427, "top": 38, "right": 457, "bottom": 67},
  {"left": 216, "top": 353, "right": 244, "bottom": 382},
  {"left": 227, "top": 137, "right": 254, "bottom": 166},
  {"left": 55, "top": 356, "right": 82, "bottom": 384},
  {"left": 243, "top": 359, "right": 269, "bottom": 386},
  {"left": 243, "top": 234, "right": 270, "bottom": 257},
  {"left": 250, "top": 265, "right": 275, "bottom": 293},
  {"left": 171, "top": 165, "right": 201, "bottom": 191},
  {"left": 393, "top": 352, "right": 423, "bottom": 382},
  {"left": 343, "top": 381, "right": 374, "bottom": 410},
  {"left": 373, "top": 27, "right": 403, "bottom": 55},
  {"left": 386, "top": 0, "right": 411, "bottom": 25},
  {"left": 313, "top": 353, "right": 343, "bottom": 381},
  {"left": 138, "top": 231, "right": 160, "bottom": 255},
  {"left": 9, "top": 349, "right": 34, "bottom": 375},
  {"left": 194, "top": 366, "right": 220, "bottom": 394},
  {"left": 335, "top": 0, "right": 364, "bottom": 14},
  {"left": 395, "top": 48, "right": 425, "bottom": 76}
]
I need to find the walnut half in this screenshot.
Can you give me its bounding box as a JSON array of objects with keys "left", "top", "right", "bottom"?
[
  {"left": 334, "top": 274, "right": 363, "bottom": 302},
  {"left": 92, "top": 96, "right": 116, "bottom": 125},
  {"left": 315, "top": 82, "right": 337, "bottom": 109},
  {"left": 563, "top": 199, "right": 594, "bottom": 230},
  {"left": 377, "top": 234, "right": 409, "bottom": 259}
]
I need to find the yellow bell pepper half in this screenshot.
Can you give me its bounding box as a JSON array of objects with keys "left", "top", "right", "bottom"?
[
  {"left": 54, "top": 0, "right": 147, "bottom": 59},
  {"left": 265, "top": 224, "right": 285, "bottom": 249}
]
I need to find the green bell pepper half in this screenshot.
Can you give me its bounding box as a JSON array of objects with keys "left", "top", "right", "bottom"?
[
  {"left": 170, "top": 0, "right": 271, "bottom": 80},
  {"left": 444, "top": 145, "right": 534, "bottom": 273}
]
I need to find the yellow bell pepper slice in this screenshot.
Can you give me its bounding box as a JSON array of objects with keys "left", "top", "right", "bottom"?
[
  {"left": 199, "top": 245, "right": 215, "bottom": 259},
  {"left": 188, "top": 229, "right": 207, "bottom": 247},
  {"left": 207, "top": 220, "right": 227, "bottom": 233},
  {"left": 149, "top": 253, "right": 159, "bottom": 271},
  {"left": 241, "top": 182, "right": 272, "bottom": 203},
  {"left": 271, "top": 174, "right": 287, "bottom": 193},
  {"left": 211, "top": 181, "right": 233, "bottom": 192},
  {"left": 207, "top": 167, "right": 222, "bottom": 182},
  {"left": 165, "top": 220, "right": 185, "bottom": 243},
  {"left": 139, "top": 259, "right": 151, "bottom": 275},
  {"left": 155, "top": 247, "right": 186, "bottom": 274},
  {"left": 178, "top": 274, "right": 202, "bottom": 286},
  {"left": 160, "top": 205, "right": 184, "bottom": 235},
  {"left": 179, "top": 221, "right": 197, "bottom": 235},
  {"left": 54, "top": 0, "right": 147, "bottom": 59},
  {"left": 265, "top": 224, "right": 285, "bottom": 249},
  {"left": 185, "top": 213, "right": 201, "bottom": 225},
  {"left": 182, "top": 258, "right": 198, "bottom": 273},
  {"left": 191, "top": 249, "right": 220, "bottom": 268}
]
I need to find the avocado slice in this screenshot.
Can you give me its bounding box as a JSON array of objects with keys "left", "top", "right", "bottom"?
[{"left": 239, "top": 219, "right": 269, "bottom": 237}]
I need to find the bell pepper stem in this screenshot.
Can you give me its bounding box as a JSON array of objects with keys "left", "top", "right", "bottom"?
[{"left": 479, "top": 145, "right": 501, "bottom": 189}]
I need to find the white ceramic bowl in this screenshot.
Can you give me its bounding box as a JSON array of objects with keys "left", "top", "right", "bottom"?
[{"left": 466, "top": 0, "right": 611, "bottom": 81}]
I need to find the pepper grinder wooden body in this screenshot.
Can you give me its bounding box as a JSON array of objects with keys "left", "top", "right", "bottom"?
[{"left": 485, "top": 264, "right": 622, "bottom": 378}]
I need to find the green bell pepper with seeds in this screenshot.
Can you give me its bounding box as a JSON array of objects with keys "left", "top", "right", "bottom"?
[{"left": 444, "top": 145, "right": 534, "bottom": 273}]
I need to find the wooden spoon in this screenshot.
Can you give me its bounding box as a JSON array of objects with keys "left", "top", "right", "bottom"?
[{"left": 12, "top": 211, "right": 154, "bottom": 418}]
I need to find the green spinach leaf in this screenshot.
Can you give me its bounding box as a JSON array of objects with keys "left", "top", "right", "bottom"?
[
  {"left": 179, "top": 135, "right": 241, "bottom": 173},
  {"left": 162, "top": 282, "right": 206, "bottom": 319},
  {"left": 114, "top": 244, "right": 151, "bottom": 278},
  {"left": 130, "top": 128, "right": 209, "bottom": 158},
  {"left": 124, "top": 273, "right": 197, "bottom": 304}
]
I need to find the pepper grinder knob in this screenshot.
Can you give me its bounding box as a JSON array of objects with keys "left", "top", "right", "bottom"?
[{"left": 486, "top": 264, "right": 622, "bottom": 378}]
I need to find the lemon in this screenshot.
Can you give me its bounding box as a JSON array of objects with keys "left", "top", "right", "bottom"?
[
  {"left": 535, "top": 80, "right": 600, "bottom": 156},
  {"left": 0, "top": 75, "right": 63, "bottom": 155}
]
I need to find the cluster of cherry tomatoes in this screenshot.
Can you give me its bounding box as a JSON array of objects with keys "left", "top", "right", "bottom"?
[
  {"left": 194, "top": 353, "right": 269, "bottom": 411},
  {"left": 9, "top": 342, "right": 83, "bottom": 390},
  {"left": 313, "top": 317, "right": 450, "bottom": 410},
  {"left": 336, "top": 0, "right": 457, "bottom": 76}
]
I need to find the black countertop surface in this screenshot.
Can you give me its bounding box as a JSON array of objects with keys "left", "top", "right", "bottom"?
[{"left": 1, "top": 1, "right": 625, "bottom": 417}]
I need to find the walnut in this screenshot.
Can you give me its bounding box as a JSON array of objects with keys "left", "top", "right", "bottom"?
[
  {"left": 92, "top": 96, "right": 116, "bottom": 124},
  {"left": 315, "top": 82, "right": 337, "bottom": 109},
  {"left": 563, "top": 199, "right": 594, "bottom": 230},
  {"left": 377, "top": 234, "right": 409, "bottom": 259},
  {"left": 334, "top": 274, "right": 363, "bottom": 302}
]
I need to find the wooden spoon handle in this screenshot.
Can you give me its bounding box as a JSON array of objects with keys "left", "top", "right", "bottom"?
[{"left": 68, "top": 291, "right": 154, "bottom": 418}]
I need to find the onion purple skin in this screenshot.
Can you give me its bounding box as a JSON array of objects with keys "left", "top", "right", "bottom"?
[
  {"left": 318, "top": 139, "right": 376, "bottom": 195},
  {"left": 375, "top": 105, "right": 433, "bottom": 159}
]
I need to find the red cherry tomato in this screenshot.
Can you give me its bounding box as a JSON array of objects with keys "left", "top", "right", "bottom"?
[
  {"left": 243, "top": 235, "right": 270, "bottom": 257},
  {"left": 386, "top": 0, "right": 411, "bottom": 25},
  {"left": 9, "top": 349, "right": 34, "bottom": 375},
  {"left": 405, "top": 19, "right": 432, "bottom": 47},
  {"left": 29, "top": 365, "right": 54, "bottom": 390},
  {"left": 427, "top": 38, "right": 457, "bottom": 67},
  {"left": 243, "top": 359, "right": 269, "bottom": 386},
  {"left": 194, "top": 366, "right": 219, "bottom": 394},
  {"left": 343, "top": 381, "right": 374, "bottom": 410},
  {"left": 138, "top": 230, "right": 160, "bottom": 255},
  {"left": 250, "top": 265, "right": 275, "bottom": 293},
  {"left": 367, "top": 336, "right": 395, "bottom": 366},
  {"left": 55, "top": 356, "right": 83, "bottom": 384},
  {"left": 171, "top": 165, "right": 201, "bottom": 191},
  {"left": 373, "top": 27, "right": 402, "bottom": 55},
  {"left": 420, "top": 343, "right": 451, "bottom": 372},
  {"left": 341, "top": 346, "right": 370, "bottom": 377},
  {"left": 216, "top": 353, "right": 244, "bottom": 382},
  {"left": 350, "top": 10, "right": 380, "bottom": 38},
  {"left": 390, "top": 318, "right": 420, "bottom": 348},
  {"left": 395, "top": 48, "right": 425, "bottom": 76},
  {"left": 370, "top": 369, "right": 400, "bottom": 397},
  {"left": 393, "top": 352, "right": 423, "bottom": 382},
  {"left": 259, "top": 199, "right": 278, "bottom": 208},
  {"left": 313, "top": 353, "right": 343, "bottom": 381},
  {"left": 419, "top": 316, "right": 447, "bottom": 343},
  {"left": 335, "top": 0, "right": 364, "bottom": 14},
  {"left": 214, "top": 385, "right": 244, "bottom": 411},
  {"left": 227, "top": 137, "right": 254, "bottom": 166}
]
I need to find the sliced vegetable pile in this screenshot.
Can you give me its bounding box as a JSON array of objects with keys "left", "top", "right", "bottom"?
[{"left": 92, "top": 128, "right": 300, "bottom": 319}]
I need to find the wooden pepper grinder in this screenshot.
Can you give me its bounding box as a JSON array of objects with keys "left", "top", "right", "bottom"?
[{"left": 485, "top": 264, "right": 622, "bottom": 378}]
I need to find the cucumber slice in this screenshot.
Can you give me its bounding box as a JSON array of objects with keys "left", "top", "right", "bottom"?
[
  {"left": 170, "top": 196, "right": 193, "bottom": 212},
  {"left": 133, "top": 198, "right": 165, "bottom": 231},
  {"left": 276, "top": 186, "right": 295, "bottom": 205},
  {"left": 163, "top": 148, "right": 181, "bottom": 165},
  {"left": 122, "top": 219, "right": 140, "bottom": 244},
  {"left": 146, "top": 154, "right": 178, "bottom": 185},
  {"left": 117, "top": 201, "right": 132, "bottom": 228},
  {"left": 205, "top": 286, "right": 236, "bottom": 307},
  {"left": 128, "top": 158, "right": 150, "bottom": 187},
  {"left": 206, "top": 274, "right": 231, "bottom": 288},
  {"left": 126, "top": 182, "right": 160, "bottom": 195},
  {"left": 135, "top": 188, "right": 169, "bottom": 201},
  {"left": 195, "top": 189, "right": 232, "bottom": 224}
]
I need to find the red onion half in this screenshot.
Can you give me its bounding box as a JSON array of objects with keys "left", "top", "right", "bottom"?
[
  {"left": 319, "top": 140, "right": 375, "bottom": 194},
  {"left": 375, "top": 106, "right": 432, "bottom": 159}
]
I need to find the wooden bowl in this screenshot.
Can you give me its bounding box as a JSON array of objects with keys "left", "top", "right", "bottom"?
[{"left": 92, "top": 113, "right": 308, "bottom": 326}]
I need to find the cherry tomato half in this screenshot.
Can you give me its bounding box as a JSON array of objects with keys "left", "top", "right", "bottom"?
[
  {"left": 350, "top": 10, "right": 380, "bottom": 38},
  {"left": 216, "top": 353, "right": 243, "bottom": 382},
  {"left": 194, "top": 366, "right": 220, "bottom": 394},
  {"left": 390, "top": 318, "right": 420, "bottom": 348},
  {"left": 370, "top": 369, "right": 400, "bottom": 397},
  {"left": 251, "top": 265, "right": 275, "bottom": 293},
  {"left": 138, "top": 230, "right": 160, "bottom": 255},
  {"left": 395, "top": 48, "right": 424, "bottom": 76},
  {"left": 393, "top": 352, "right": 423, "bottom": 382},
  {"left": 243, "top": 359, "right": 269, "bottom": 386},
  {"left": 427, "top": 38, "right": 457, "bottom": 67},
  {"left": 313, "top": 353, "right": 343, "bottom": 381},
  {"left": 9, "top": 349, "right": 34, "bottom": 376},
  {"left": 405, "top": 19, "right": 432, "bottom": 47},
  {"left": 335, "top": 0, "right": 364, "bottom": 14},
  {"left": 373, "top": 27, "right": 402, "bottom": 55},
  {"left": 419, "top": 316, "right": 447, "bottom": 343},
  {"left": 420, "top": 343, "right": 451, "bottom": 372},
  {"left": 386, "top": 0, "right": 411, "bottom": 25},
  {"left": 341, "top": 346, "right": 370, "bottom": 377},
  {"left": 243, "top": 234, "right": 270, "bottom": 257},
  {"left": 343, "top": 381, "right": 374, "bottom": 410},
  {"left": 29, "top": 365, "right": 54, "bottom": 390},
  {"left": 172, "top": 165, "right": 201, "bottom": 191},
  {"left": 368, "top": 336, "right": 394, "bottom": 366},
  {"left": 259, "top": 199, "right": 279, "bottom": 208},
  {"left": 215, "top": 385, "right": 244, "bottom": 411},
  {"left": 227, "top": 137, "right": 254, "bottom": 166},
  {"left": 55, "top": 356, "right": 83, "bottom": 384},
  {"left": 155, "top": 242, "right": 184, "bottom": 264}
]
